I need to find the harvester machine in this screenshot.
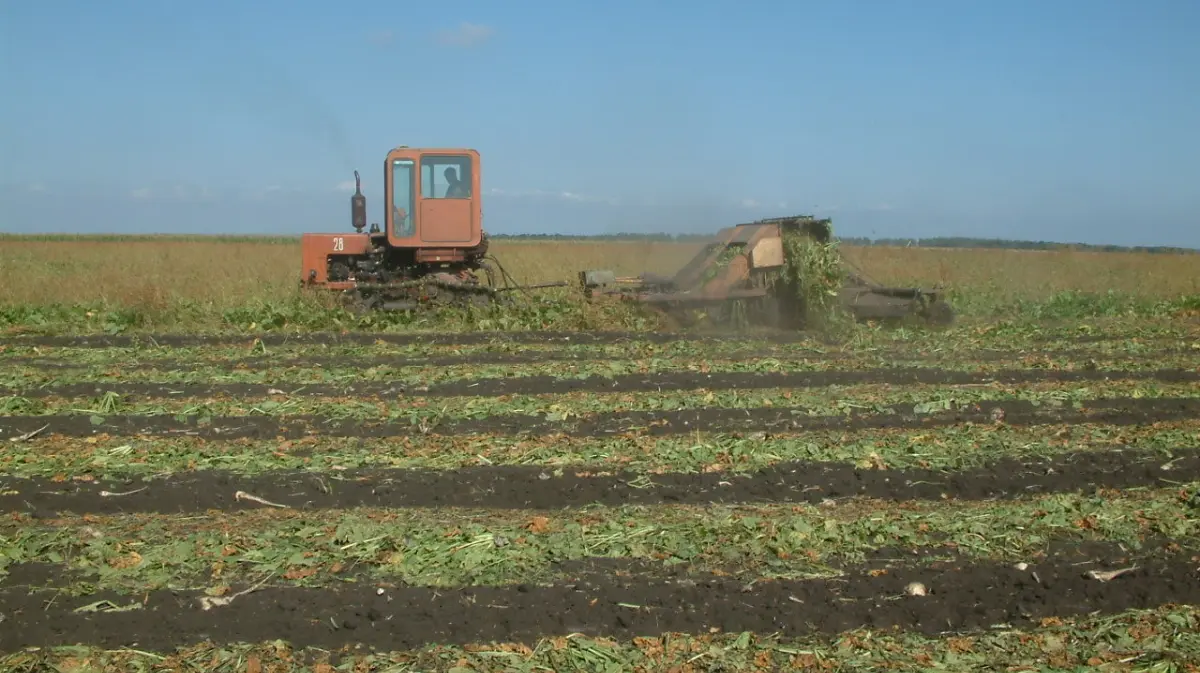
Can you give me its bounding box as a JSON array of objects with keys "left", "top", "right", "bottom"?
[
  {"left": 300, "top": 146, "right": 551, "bottom": 311},
  {"left": 579, "top": 216, "right": 954, "bottom": 329}
]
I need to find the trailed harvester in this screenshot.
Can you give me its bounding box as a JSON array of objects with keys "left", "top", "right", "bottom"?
[
  {"left": 578, "top": 215, "right": 954, "bottom": 328},
  {"left": 300, "top": 146, "right": 537, "bottom": 311},
  {"left": 301, "top": 147, "right": 952, "bottom": 329}
]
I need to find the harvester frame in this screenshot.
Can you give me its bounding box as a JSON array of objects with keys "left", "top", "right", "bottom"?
[{"left": 578, "top": 215, "right": 954, "bottom": 329}]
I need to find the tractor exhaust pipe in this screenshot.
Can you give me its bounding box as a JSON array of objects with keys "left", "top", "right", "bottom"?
[{"left": 351, "top": 170, "right": 367, "bottom": 233}]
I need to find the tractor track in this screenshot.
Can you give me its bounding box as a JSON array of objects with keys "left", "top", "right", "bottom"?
[
  {"left": 1, "top": 396, "right": 1197, "bottom": 440},
  {"left": 3, "top": 446, "right": 1197, "bottom": 516},
  {"left": 0, "top": 328, "right": 1188, "bottom": 349},
  {"left": 2, "top": 551, "right": 1197, "bottom": 652},
  {"left": 7, "top": 346, "right": 1196, "bottom": 372},
  {"left": 4, "top": 367, "right": 1200, "bottom": 401}
]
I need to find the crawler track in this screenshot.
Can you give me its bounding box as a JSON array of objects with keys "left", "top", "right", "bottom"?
[{"left": 3, "top": 445, "right": 1197, "bottom": 515}]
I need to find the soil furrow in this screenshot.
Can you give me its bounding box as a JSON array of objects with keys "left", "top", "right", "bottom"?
[
  {"left": 6, "top": 367, "right": 1199, "bottom": 400},
  {"left": 9, "top": 347, "right": 1194, "bottom": 372},
  {"left": 2, "top": 446, "right": 1196, "bottom": 515},
  {"left": 0, "top": 328, "right": 1185, "bottom": 349},
  {"left": 2, "top": 553, "right": 1196, "bottom": 652},
  {"left": 0, "top": 330, "right": 810, "bottom": 348},
  {"left": 1, "top": 397, "right": 1197, "bottom": 440}
]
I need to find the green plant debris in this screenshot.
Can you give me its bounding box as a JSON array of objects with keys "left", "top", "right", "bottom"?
[
  {"left": 3, "top": 487, "right": 1196, "bottom": 593},
  {"left": 6, "top": 604, "right": 1200, "bottom": 672},
  {"left": 2, "top": 237, "right": 1199, "bottom": 661},
  {"left": 4, "top": 421, "right": 1198, "bottom": 480},
  {"left": 3, "top": 378, "right": 1196, "bottom": 425},
  {"left": 773, "top": 219, "right": 856, "bottom": 333}
]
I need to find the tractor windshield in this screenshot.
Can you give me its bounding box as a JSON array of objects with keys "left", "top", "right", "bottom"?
[
  {"left": 392, "top": 159, "right": 415, "bottom": 237},
  {"left": 421, "top": 155, "right": 472, "bottom": 199}
]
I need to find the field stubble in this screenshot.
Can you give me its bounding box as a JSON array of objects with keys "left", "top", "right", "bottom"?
[
  {"left": 1, "top": 237, "right": 1199, "bottom": 334},
  {"left": 2, "top": 237, "right": 1200, "bottom": 670}
]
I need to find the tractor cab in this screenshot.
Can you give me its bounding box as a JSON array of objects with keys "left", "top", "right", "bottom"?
[
  {"left": 301, "top": 146, "right": 489, "bottom": 295},
  {"left": 382, "top": 146, "right": 483, "bottom": 253}
]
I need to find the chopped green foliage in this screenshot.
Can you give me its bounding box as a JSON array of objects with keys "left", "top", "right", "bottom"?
[{"left": 2, "top": 237, "right": 1200, "bottom": 667}]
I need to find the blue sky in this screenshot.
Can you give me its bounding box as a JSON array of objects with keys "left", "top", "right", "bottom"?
[{"left": 2, "top": 0, "right": 1198, "bottom": 247}]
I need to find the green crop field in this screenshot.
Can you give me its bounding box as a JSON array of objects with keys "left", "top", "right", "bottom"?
[{"left": 2, "top": 235, "right": 1200, "bottom": 671}]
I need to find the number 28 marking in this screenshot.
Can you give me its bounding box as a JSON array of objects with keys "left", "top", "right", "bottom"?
[{"left": 332, "top": 237, "right": 344, "bottom": 251}]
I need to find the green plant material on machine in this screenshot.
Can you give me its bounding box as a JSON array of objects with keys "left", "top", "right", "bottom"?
[
  {"left": 701, "top": 245, "right": 741, "bottom": 284},
  {"left": 775, "top": 221, "right": 856, "bottom": 334}
]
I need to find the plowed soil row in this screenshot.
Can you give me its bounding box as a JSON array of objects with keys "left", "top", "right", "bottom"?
[
  {"left": 2, "top": 552, "right": 1197, "bottom": 652},
  {"left": 0, "top": 328, "right": 1178, "bottom": 349},
  {"left": 10, "top": 346, "right": 1194, "bottom": 372},
  {"left": 4, "top": 446, "right": 1196, "bottom": 515},
  {"left": 0, "top": 330, "right": 798, "bottom": 348},
  {"left": 1, "top": 396, "right": 1197, "bottom": 440},
  {"left": 8, "top": 367, "right": 1199, "bottom": 401}
]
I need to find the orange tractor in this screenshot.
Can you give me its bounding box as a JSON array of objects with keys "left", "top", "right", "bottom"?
[{"left": 300, "top": 146, "right": 526, "bottom": 310}]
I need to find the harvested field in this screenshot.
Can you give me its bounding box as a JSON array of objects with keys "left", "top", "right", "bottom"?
[
  {"left": 4, "top": 445, "right": 1200, "bottom": 515},
  {"left": 5, "top": 365, "right": 1200, "bottom": 399},
  {"left": 3, "top": 240, "right": 1200, "bottom": 670},
  {"left": 6, "top": 551, "right": 1200, "bottom": 653},
  {"left": 4, "top": 395, "right": 1200, "bottom": 440}
]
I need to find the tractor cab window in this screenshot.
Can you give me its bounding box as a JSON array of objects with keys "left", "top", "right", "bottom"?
[
  {"left": 392, "top": 159, "right": 415, "bottom": 237},
  {"left": 421, "top": 155, "right": 472, "bottom": 199}
]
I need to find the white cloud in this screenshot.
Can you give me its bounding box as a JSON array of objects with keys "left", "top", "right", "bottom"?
[
  {"left": 127, "top": 184, "right": 214, "bottom": 202},
  {"left": 488, "top": 187, "right": 618, "bottom": 205},
  {"left": 336, "top": 180, "right": 360, "bottom": 193},
  {"left": 740, "top": 198, "right": 760, "bottom": 209},
  {"left": 436, "top": 22, "right": 494, "bottom": 47},
  {"left": 26, "top": 183, "right": 49, "bottom": 194},
  {"left": 244, "top": 184, "right": 307, "bottom": 201}
]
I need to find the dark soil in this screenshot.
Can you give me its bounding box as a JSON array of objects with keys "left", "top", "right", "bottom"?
[
  {"left": 0, "top": 563, "right": 84, "bottom": 590},
  {"left": 2, "top": 552, "right": 1198, "bottom": 652},
  {"left": 0, "top": 329, "right": 815, "bottom": 349},
  {"left": 10, "top": 346, "right": 1194, "bottom": 372},
  {"left": 0, "top": 328, "right": 1183, "bottom": 349},
  {"left": 1, "top": 396, "right": 1198, "bottom": 441},
  {"left": 8, "top": 367, "right": 1200, "bottom": 401},
  {"left": 3, "top": 446, "right": 1198, "bottom": 516}
]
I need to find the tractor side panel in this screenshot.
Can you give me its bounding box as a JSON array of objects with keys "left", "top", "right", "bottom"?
[
  {"left": 419, "top": 198, "right": 479, "bottom": 245},
  {"left": 301, "top": 233, "right": 370, "bottom": 285}
]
